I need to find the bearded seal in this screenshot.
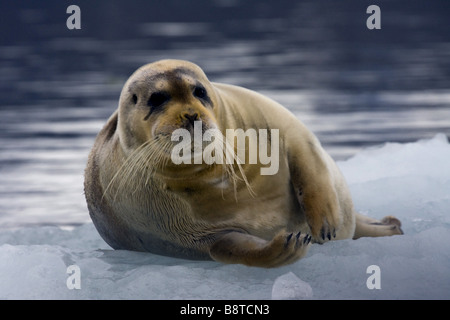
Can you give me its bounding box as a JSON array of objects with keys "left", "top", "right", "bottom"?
[{"left": 84, "top": 59, "right": 402, "bottom": 268}]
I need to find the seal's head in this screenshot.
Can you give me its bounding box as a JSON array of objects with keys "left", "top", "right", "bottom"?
[
  {"left": 110, "top": 59, "right": 244, "bottom": 197},
  {"left": 117, "top": 59, "right": 219, "bottom": 157}
]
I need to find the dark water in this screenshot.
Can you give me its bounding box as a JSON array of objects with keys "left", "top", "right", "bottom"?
[{"left": 1, "top": 0, "right": 449, "bottom": 228}]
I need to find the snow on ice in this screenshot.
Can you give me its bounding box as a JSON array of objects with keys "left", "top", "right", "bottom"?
[{"left": 0, "top": 134, "right": 449, "bottom": 299}]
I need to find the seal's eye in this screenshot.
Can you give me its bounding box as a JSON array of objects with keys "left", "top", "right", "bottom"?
[
  {"left": 193, "top": 86, "right": 207, "bottom": 99},
  {"left": 132, "top": 94, "right": 138, "bottom": 104},
  {"left": 148, "top": 92, "right": 170, "bottom": 109}
]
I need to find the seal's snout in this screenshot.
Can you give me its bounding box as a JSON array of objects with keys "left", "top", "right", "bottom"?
[
  {"left": 183, "top": 112, "right": 199, "bottom": 126},
  {"left": 180, "top": 109, "right": 210, "bottom": 133}
]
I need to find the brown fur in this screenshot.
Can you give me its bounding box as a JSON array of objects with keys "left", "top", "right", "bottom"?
[{"left": 84, "top": 59, "right": 403, "bottom": 268}]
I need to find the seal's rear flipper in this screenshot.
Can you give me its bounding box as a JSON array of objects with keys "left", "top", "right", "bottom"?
[{"left": 353, "top": 214, "right": 403, "bottom": 239}]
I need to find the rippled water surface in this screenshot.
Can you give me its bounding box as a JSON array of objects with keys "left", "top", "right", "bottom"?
[{"left": 0, "top": 0, "right": 449, "bottom": 228}]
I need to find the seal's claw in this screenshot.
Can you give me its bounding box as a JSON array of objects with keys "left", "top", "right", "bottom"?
[
  {"left": 303, "top": 234, "right": 310, "bottom": 244},
  {"left": 285, "top": 233, "right": 293, "bottom": 247}
]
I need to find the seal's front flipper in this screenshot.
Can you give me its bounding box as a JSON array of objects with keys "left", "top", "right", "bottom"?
[
  {"left": 288, "top": 142, "right": 342, "bottom": 244},
  {"left": 293, "top": 183, "right": 340, "bottom": 244},
  {"left": 209, "top": 230, "right": 311, "bottom": 268}
]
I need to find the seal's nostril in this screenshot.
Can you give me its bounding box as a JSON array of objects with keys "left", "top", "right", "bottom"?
[{"left": 184, "top": 113, "right": 199, "bottom": 124}]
